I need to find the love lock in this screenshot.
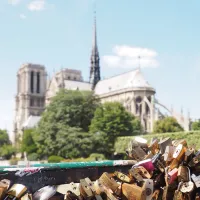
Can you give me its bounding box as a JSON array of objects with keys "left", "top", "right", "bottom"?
[{"left": 180, "top": 167, "right": 194, "bottom": 193}]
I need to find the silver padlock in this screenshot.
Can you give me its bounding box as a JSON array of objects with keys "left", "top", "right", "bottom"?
[
  {"left": 180, "top": 167, "right": 194, "bottom": 193},
  {"left": 191, "top": 174, "right": 200, "bottom": 188}
]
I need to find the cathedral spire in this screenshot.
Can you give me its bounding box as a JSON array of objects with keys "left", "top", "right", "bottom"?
[{"left": 89, "top": 8, "right": 101, "bottom": 90}]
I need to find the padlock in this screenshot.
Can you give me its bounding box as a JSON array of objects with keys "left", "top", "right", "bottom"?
[
  {"left": 172, "top": 139, "right": 187, "bottom": 147},
  {"left": 99, "top": 172, "right": 120, "bottom": 195},
  {"left": 32, "top": 186, "right": 57, "bottom": 200},
  {"left": 158, "top": 137, "right": 172, "bottom": 154},
  {"left": 65, "top": 191, "right": 80, "bottom": 200},
  {"left": 191, "top": 174, "right": 200, "bottom": 188},
  {"left": 173, "top": 181, "right": 184, "bottom": 200},
  {"left": 121, "top": 183, "right": 145, "bottom": 200},
  {"left": 149, "top": 138, "right": 159, "bottom": 155},
  {"left": 178, "top": 165, "right": 189, "bottom": 182},
  {"left": 132, "top": 159, "right": 155, "bottom": 173},
  {"left": 0, "top": 179, "right": 10, "bottom": 200},
  {"left": 79, "top": 179, "right": 94, "bottom": 200},
  {"left": 20, "top": 193, "right": 32, "bottom": 200},
  {"left": 188, "top": 154, "right": 200, "bottom": 167},
  {"left": 151, "top": 189, "right": 160, "bottom": 200},
  {"left": 113, "top": 171, "right": 131, "bottom": 183},
  {"left": 152, "top": 153, "right": 165, "bottom": 173},
  {"left": 184, "top": 147, "right": 195, "bottom": 162},
  {"left": 84, "top": 178, "right": 103, "bottom": 200},
  {"left": 164, "top": 146, "right": 176, "bottom": 162},
  {"left": 167, "top": 167, "right": 178, "bottom": 184},
  {"left": 169, "top": 158, "right": 180, "bottom": 170},
  {"left": 5, "top": 184, "right": 27, "bottom": 200},
  {"left": 180, "top": 167, "right": 194, "bottom": 194},
  {"left": 141, "top": 179, "right": 153, "bottom": 200},
  {"left": 129, "top": 166, "right": 151, "bottom": 182},
  {"left": 93, "top": 180, "right": 105, "bottom": 195},
  {"left": 131, "top": 146, "right": 147, "bottom": 161},
  {"left": 173, "top": 144, "right": 186, "bottom": 161},
  {"left": 103, "top": 186, "right": 118, "bottom": 200},
  {"left": 134, "top": 137, "right": 148, "bottom": 149},
  {"left": 162, "top": 184, "right": 176, "bottom": 200}
]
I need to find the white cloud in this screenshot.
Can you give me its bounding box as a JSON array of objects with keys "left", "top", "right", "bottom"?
[
  {"left": 8, "top": 0, "right": 22, "bottom": 5},
  {"left": 19, "top": 13, "right": 26, "bottom": 19},
  {"left": 102, "top": 45, "right": 159, "bottom": 68},
  {"left": 28, "top": 0, "right": 45, "bottom": 11}
]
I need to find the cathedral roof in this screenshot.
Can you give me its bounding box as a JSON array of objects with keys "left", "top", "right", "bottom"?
[
  {"left": 64, "top": 80, "right": 92, "bottom": 91},
  {"left": 95, "top": 68, "right": 155, "bottom": 95}
]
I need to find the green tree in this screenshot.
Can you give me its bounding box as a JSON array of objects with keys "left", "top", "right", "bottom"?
[
  {"left": 33, "top": 90, "right": 99, "bottom": 158},
  {"left": 34, "top": 126, "right": 95, "bottom": 158},
  {"left": 89, "top": 102, "right": 140, "bottom": 157},
  {"left": 0, "top": 129, "right": 10, "bottom": 146},
  {"left": 21, "top": 129, "right": 37, "bottom": 155},
  {"left": 153, "top": 117, "right": 184, "bottom": 133},
  {"left": 191, "top": 120, "right": 200, "bottom": 131},
  {"left": 0, "top": 129, "right": 16, "bottom": 159},
  {"left": 90, "top": 102, "right": 139, "bottom": 137}
]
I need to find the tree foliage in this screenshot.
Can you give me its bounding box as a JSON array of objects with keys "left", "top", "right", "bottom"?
[
  {"left": 0, "top": 129, "right": 16, "bottom": 159},
  {"left": 33, "top": 90, "right": 99, "bottom": 159},
  {"left": 191, "top": 120, "right": 200, "bottom": 131},
  {"left": 153, "top": 117, "right": 184, "bottom": 133},
  {"left": 90, "top": 102, "right": 140, "bottom": 137},
  {"left": 41, "top": 89, "right": 99, "bottom": 132},
  {"left": 89, "top": 102, "right": 141, "bottom": 157}
]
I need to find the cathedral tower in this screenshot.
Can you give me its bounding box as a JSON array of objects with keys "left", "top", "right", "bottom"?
[
  {"left": 89, "top": 11, "right": 101, "bottom": 90},
  {"left": 13, "top": 63, "right": 47, "bottom": 144}
]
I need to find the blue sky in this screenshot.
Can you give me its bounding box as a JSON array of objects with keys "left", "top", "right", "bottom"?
[{"left": 0, "top": 0, "right": 200, "bottom": 140}]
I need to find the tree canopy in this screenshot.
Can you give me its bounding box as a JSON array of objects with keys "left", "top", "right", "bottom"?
[
  {"left": 0, "top": 129, "right": 16, "bottom": 159},
  {"left": 33, "top": 89, "right": 99, "bottom": 158},
  {"left": 21, "top": 129, "right": 37, "bottom": 155},
  {"left": 90, "top": 102, "right": 140, "bottom": 137},
  {"left": 153, "top": 117, "right": 184, "bottom": 133},
  {"left": 89, "top": 102, "right": 141, "bottom": 157},
  {"left": 191, "top": 120, "right": 200, "bottom": 131}
]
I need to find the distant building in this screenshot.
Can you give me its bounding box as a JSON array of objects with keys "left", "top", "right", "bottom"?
[{"left": 13, "top": 15, "right": 190, "bottom": 144}]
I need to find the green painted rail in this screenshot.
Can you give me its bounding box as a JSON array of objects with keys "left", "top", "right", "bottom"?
[{"left": 0, "top": 160, "right": 136, "bottom": 172}]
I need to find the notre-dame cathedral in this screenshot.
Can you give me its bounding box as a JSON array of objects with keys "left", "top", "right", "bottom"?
[{"left": 13, "top": 16, "right": 190, "bottom": 144}]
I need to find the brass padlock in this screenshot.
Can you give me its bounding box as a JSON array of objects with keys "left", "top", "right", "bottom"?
[
  {"left": 113, "top": 171, "right": 131, "bottom": 183},
  {"left": 20, "top": 193, "right": 32, "bottom": 200},
  {"left": 79, "top": 179, "right": 94, "bottom": 200},
  {"left": 5, "top": 184, "right": 27, "bottom": 200},
  {"left": 93, "top": 180, "right": 105, "bottom": 195},
  {"left": 149, "top": 138, "right": 159, "bottom": 155},
  {"left": 99, "top": 172, "right": 120, "bottom": 194},
  {"left": 84, "top": 178, "right": 103, "bottom": 200},
  {"left": 0, "top": 179, "right": 10, "bottom": 200},
  {"left": 121, "top": 183, "right": 145, "bottom": 200},
  {"left": 129, "top": 166, "right": 151, "bottom": 182}
]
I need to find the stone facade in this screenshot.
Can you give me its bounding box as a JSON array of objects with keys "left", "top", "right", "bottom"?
[{"left": 13, "top": 63, "right": 47, "bottom": 143}]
